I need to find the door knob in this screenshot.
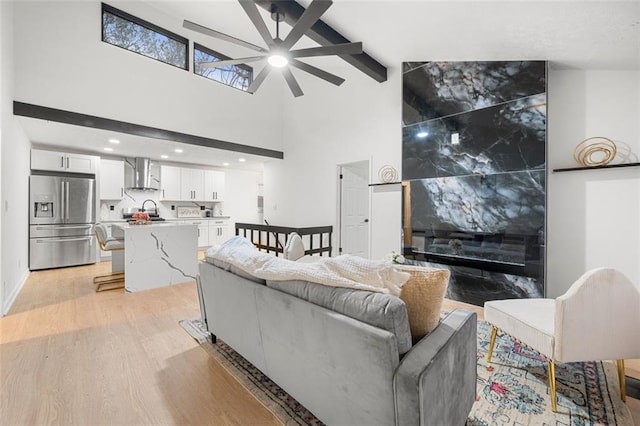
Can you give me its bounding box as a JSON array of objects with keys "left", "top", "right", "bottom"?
[{"left": 364, "top": 219, "right": 369, "bottom": 223}]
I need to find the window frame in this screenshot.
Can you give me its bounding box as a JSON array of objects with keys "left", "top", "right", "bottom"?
[
  {"left": 193, "top": 43, "right": 254, "bottom": 92},
  {"left": 101, "top": 3, "right": 189, "bottom": 70}
]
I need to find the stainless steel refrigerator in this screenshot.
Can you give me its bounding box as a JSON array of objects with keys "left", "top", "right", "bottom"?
[{"left": 29, "top": 175, "right": 96, "bottom": 270}]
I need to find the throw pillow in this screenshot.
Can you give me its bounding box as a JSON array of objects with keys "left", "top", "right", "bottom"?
[
  {"left": 397, "top": 266, "right": 450, "bottom": 343},
  {"left": 283, "top": 232, "right": 305, "bottom": 261}
]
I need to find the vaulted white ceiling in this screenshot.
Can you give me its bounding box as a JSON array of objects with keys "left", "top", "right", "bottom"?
[
  {"left": 150, "top": 0, "right": 640, "bottom": 70},
  {"left": 17, "top": 0, "right": 640, "bottom": 169}
]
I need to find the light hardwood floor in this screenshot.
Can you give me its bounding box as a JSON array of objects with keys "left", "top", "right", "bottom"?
[{"left": 1, "top": 262, "right": 638, "bottom": 425}]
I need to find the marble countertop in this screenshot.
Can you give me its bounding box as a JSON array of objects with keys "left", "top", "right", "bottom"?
[
  {"left": 101, "top": 216, "right": 230, "bottom": 223},
  {"left": 165, "top": 216, "right": 231, "bottom": 220},
  {"left": 111, "top": 221, "right": 196, "bottom": 229}
]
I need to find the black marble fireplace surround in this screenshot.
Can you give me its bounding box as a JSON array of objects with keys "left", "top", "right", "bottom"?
[{"left": 402, "top": 61, "right": 547, "bottom": 306}]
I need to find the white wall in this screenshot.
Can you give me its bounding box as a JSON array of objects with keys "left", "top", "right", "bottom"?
[
  {"left": 1, "top": 0, "right": 31, "bottom": 315},
  {"left": 222, "top": 168, "right": 263, "bottom": 225},
  {"left": 266, "top": 65, "right": 640, "bottom": 296},
  {"left": 13, "top": 1, "right": 283, "bottom": 151},
  {"left": 547, "top": 69, "right": 640, "bottom": 296},
  {"left": 263, "top": 64, "right": 403, "bottom": 257}
]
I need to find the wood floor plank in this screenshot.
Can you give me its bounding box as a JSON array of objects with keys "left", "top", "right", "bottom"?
[{"left": 0, "top": 262, "right": 280, "bottom": 426}]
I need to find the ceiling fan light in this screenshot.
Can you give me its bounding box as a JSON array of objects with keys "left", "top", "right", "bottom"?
[{"left": 268, "top": 54, "right": 288, "bottom": 68}]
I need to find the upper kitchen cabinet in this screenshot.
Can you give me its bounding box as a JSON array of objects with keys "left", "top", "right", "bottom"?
[
  {"left": 99, "top": 159, "right": 125, "bottom": 200},
  {"left": 31, "top": 149, "right": 97, "bottom": 174},
  {"left": 160, "top": 165, "right": 226, "bottom": 202},
  {"left": 204, "top": 170, "right": 225, "bottom": 202},
  {"left": 180, "top": 168, "right": 204, "bottom": 201},
  {"left": 160, "top": 165, "right": 181, "bottom": 200}
]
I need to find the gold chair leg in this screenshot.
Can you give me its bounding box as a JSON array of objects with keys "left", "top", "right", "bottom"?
[
  {"left": 487, "top": 326, "right": 498, "bottom": 363},
  {"left": 617, "top": 359, "right": 626, "bottom": 402},
  {"left": 94, "top": 272, "right": 125, "bottom": 292},
  {"left": 548, "top": 360, "right": 557, "bottom": 413}
]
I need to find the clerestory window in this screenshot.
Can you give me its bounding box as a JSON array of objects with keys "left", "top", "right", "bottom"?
[
  {"left": 102, "top": 3, "right": 188, "bottom": 70},
  {"left": 194, "top": 43, "right": 253, "bottom": 92}
]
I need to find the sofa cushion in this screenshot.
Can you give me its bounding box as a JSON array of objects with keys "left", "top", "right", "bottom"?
[
  {"left": 283, "top": 232, "right": 305, "bottom": 261},
  {"left": 266, "top": 279, "right": 413, "bottom": 354},
  {"left": 397, "top": 266, "right": 450, "bottom": 343}
]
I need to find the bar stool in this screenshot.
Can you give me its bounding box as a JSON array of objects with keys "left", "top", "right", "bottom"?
[{"left": 93, "top": 223, "right": 125, "bottom": 291}]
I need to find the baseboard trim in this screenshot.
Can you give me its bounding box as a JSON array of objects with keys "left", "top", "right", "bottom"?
[{"left": 2, "top": 270, "right": 30, "bottom": 316}]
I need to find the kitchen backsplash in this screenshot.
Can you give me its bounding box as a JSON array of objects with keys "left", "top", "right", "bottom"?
[{"left": 99, "top": 189, "right": 223, "bottom": 221}]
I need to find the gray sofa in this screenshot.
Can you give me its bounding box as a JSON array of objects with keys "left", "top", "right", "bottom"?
[{"left": 197, "top": 256, "right": 477, "bottom": 425}]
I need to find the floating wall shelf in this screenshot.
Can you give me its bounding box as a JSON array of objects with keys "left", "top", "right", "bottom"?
[
  {"left": 553, "top": 162, "right": 640, "bottom": 173},
  {"left": 368, "top": 182, "right": 403, "bottom": 187}
]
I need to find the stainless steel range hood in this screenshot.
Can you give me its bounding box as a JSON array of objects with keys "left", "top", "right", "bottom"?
[{"left": 127, "top": 158, "right": 159, "bottom": 191}]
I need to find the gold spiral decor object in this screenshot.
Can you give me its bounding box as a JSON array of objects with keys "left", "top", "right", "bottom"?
[
  {"left": 378, "top": 165, "right": 398, "bottom": 183},
  {"left": 573, "top": 137, "right": 617, "bottom": 167}
]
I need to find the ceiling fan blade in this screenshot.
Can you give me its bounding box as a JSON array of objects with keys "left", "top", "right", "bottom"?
[
  {"left": 289, "top": 42, "right": 363, "bottom": 59},
  {"left": 183, "top": 20, "right": 267, "bottom": 53},
  {"left": 238, "top": 0, "right": 274, "bottom": 47},
  {"left": 281, "top": 0, "right": 333, "bottom": 50},
  {"left": 247, "top": 66, "right": 272, "bottom": 93},
  {"left": 281, "top": 67, "right": 304, "bottom": 97},
  {"left": 289, "top": 59, "right": 345, "bottom": 86},
  {"left": 198, "top": 56, "right": 266, "bottom": 68}
]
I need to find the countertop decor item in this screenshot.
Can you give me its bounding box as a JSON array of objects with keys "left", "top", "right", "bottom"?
[
  {"left": 573, "top": 136, "right": 617, "bottom": 167},
  {"left": 378, "top": 165, "right": 398, "bottom": 183},
  {"left": 129, "top": 212, "right": 151, "bottom": 225}
]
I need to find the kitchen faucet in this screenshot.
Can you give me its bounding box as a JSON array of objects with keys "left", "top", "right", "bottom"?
[{"left": 141, "top": 199, "right": 158, "bottom": 215}]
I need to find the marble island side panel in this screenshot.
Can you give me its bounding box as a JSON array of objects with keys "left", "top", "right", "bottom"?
[{"left": 112, "top": 223, "right": 198, "bottom": 292}]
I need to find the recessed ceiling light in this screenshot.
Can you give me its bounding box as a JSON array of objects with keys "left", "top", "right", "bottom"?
[
  {"left": 238, "top": 158, "right": 246, "bottom": 162},
  {"left": 174, "top": 148, "right": 183, "bottom": 153},
  {"left": 161, "top": 155, "right": 169, "bottom": 159},
  {"left": 223, "top": 162, "right": 230, "bottom": 167},
  {"left": 103, "top": 147, "right": 114, "bottom": 152},
  {"left": 416, "top": 131, "right": 429, "bottom": 138},
  {"left": 108, "top": 138, "right": 120, "bottom": 144}
]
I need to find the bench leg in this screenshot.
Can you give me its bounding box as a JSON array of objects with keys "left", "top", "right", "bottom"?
[
  {"left": 487, "top": 326, "right": 498, "bottom": 363},
  {"left": 617, "top": 359, "right": 626, "bottom": 402}
]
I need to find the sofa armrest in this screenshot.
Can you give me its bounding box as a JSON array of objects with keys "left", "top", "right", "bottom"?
[{"left": 393, "top": 309, "right": 477, "bottom": 426}]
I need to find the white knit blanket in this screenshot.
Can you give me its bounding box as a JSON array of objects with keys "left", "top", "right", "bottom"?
[{"left": 205, "top": 236, "right": 409, "bottom": 295}]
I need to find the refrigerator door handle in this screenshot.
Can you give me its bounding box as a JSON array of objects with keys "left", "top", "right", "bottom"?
[
  {"left": 35, "top": 236, "right": 94, "bottom": 243},
  {"left": 60, "top": 180, "right": 66, "bottom": 222},
  {"left": 65, "top": 181, "right": 70, "bottom": 222},
  {"left": 35, "top": 225, "right": 93, "bottom": 231}
]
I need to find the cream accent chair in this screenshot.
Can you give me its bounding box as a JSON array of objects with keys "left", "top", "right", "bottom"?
[
  {"left": 93, "top": 223, "right": 125, "bottom": 292},
  {"left": 484, "top": 267, "right": 640, "bottom": 412}
]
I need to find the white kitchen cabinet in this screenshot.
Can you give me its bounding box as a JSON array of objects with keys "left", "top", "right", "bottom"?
[
  {"left": 180, "top": 168, "right": 204, "bottom": 201},
  {"left": 160, "top": 165, "right": 181, "bottom": 200},
  {"left": 31, "top": 149, "right": 97, "bottom": 174},
  {"left": 182, "top": 220, "right": 210, "bottom": 247},
  {"left": 99, "top": 159, "right": 125, "bottom": 200},
  {"left": 209, "top": 219, "right": 231, "bottom": 246},
  {"left": 204, "top": 170, "right": 225, "bottom": 202}
]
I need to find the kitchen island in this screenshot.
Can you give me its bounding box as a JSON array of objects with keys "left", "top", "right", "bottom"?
[{"left": 111, "top": 222, "right": 198, "bottom": 292}]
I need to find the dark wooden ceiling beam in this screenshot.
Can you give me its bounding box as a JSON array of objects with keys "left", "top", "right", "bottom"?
[
  {"left": 255, "top": 0, "right": 387, "bottom": 83},
  {"left": 14, "top": 101, "right": 284, "bottom": 159}
]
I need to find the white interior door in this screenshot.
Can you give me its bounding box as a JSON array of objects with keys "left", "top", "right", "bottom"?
[{"left": 340, "top": 161, "right": 370, "bottom": 258}]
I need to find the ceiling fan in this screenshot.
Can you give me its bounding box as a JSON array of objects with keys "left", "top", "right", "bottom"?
[{"left": 183, "top": 0, "right": 363, "bottom": 97}]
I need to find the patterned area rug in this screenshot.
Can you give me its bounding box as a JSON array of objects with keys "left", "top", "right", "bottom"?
[{"left": 179, "top": 318, "right": 633, "bottom": 426}]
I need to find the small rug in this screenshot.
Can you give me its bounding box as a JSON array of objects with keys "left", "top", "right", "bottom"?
[
  {"left": 179, "top": 318, "right": 321, "bottom": 425},
  {"left": 179, "top": 318, "right": 633, "bottom": 425},
  {"left": 470, "top": 321, "right": 633, "bottom": 425}
]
